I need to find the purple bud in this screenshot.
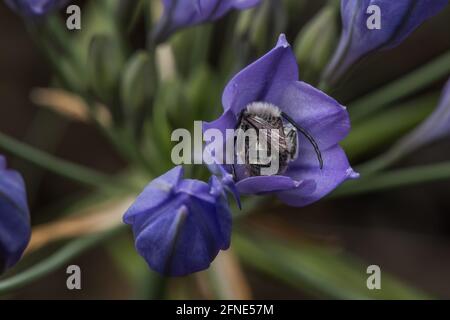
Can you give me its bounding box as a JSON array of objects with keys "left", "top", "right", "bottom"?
[
  {"left": 323, "top": 0, "right": 448, "bottom": 85},
  {"left": 123, "top": 166, "right": 232, "bottom": 276},
  {"left": 154, "top": 0, "right": 261, "bottom": 43}
]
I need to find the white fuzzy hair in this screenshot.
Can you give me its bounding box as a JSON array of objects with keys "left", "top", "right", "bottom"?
[{"left": 245, "top": 102, "right": 281, "bottom": 117}]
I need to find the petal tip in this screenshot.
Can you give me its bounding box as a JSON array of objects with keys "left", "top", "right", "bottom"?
[
  {"left": 293, "top": 180, "right": 303, "bottom": 188},
  {"left": 276, "top": 34, "right": 290, "bottom": 48},
  {"left": 346, "top": 168, "right": 360, "bottom": 179}
]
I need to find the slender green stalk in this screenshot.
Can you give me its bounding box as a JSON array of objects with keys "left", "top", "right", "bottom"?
[
  {"left": 333, "top": 161, "right": 450, "bottom": 198},
  {"left": 344, "top": 93, "right": 437, "bottom": 160},
  {"left": 0, "top": 228, "right": 123, "bottom": 295},
  {"left": 350, "top": 51, "right": 450, "bottom": 122},
  {"left": 233, "top": 228, "right": 428, "bottom": 299},
  {"left": 0, "top": 131, "right": 113, "bottom": 188}
]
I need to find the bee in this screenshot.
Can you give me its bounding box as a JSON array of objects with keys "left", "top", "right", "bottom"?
[{"left": 233, "top": 102, "right": 323, "bottom": 178}]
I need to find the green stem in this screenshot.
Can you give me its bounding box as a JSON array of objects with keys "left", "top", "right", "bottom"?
[
  {"left": 350, "top": 51, "right": 450, "bottom": 122},
  {"left": 344, "top": 93, "right": 437, "bottom": 160},
  {"left": 0, "top": 228, "right": 122, "bottom": 295},
  {"left": 333, "top": 161, "right": 450, "bottom": 198},
  {"left": 0, "top": 131, "right": 113, "bottom": 188}
]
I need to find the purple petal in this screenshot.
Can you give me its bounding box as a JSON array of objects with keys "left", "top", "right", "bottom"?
[
  {"left": 123, "top": 166, "right": 184, "bottom": 225},
  {"left": 133, "top": 195, "right": 230, "bottom": 276},
  {"left": 267, "top": 81, "right": 351, "bottom": 149},
  {"left": 277, "top": 145, "right": 359, "bottom": 207},
  {"left": 208, "top": 176, "right": 233, "bottom": 248},
  {"left": 0, "top": 157, "right": 30, "bottom": 272},
  {"left": 177, "top": 178, "right": 215, "bottom": 203},
  {"left": 124, "top": 167, "right": 232, "bottom": 276},
  {"left": 222, "top": 34, "right": 299, "bottom": 115},
  {"left": 203, "top": 109, "right": 238, "bottom": 137},
  {"left": 324, "top": 0, "right": 448, "bottom": 84},
  {"left": 237, "top": 175, "right": 303, "bottom": 194},
  {"left": 156, "top": 0, "right": 262, "bottom": 41},
  {"left": 207, "top": 160, "right": 241, "bottom": 209}
]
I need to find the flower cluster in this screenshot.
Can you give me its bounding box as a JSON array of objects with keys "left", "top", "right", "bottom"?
[
  {"left": 3, "top": 0, "right": 449, "bottom": 281},
  {"left": 125, "top": 34, "right": 358, "bottom": 276}
]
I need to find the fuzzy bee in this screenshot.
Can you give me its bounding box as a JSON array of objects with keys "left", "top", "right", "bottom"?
[{"left": 234, "top": 102, "right": 323, "bottom": 177}]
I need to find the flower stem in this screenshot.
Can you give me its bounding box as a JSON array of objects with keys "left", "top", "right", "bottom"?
[
  {"left": 350, "top": 50, "right": 450, "bottom": 122},
  {"left": 0, "top": 131, "right": 113, "bottom": 188},
  {"left": 0, "top": 228, "right": 123, "bottom": 295}
]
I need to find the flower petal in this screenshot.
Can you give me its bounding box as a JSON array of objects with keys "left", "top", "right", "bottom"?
[
  {"left": 133, "top": 194, "right": 229, "bottom": 276},
  {"left": 268, "top": 81, "right": 351, "bottom": 149},
  {"left": 203, "top": 109, "right": 238, "bottom": 136},
  {"left": 0, "top": 157, "right": 30, "bottom": 272},
  {"left": 156, "top": 0, "right": 261, "bottom": 41},
  {"left": 222, "top": 34, "right": 299, "bottom": 115},
  {"left": 207, "top": 160, "right": 241, "bottom": 209},
  {"left": 123, "top": 166, "right": 184, "bottom": 225},
  {"left": 324, "top": 0, "right": 448, "bottom": 84},
  {"left": 237, "top": 175, "right": 303, "bottom": 194},
  {"left": 208, "top": 176, "right": 232, "bottom": 248},
  {"left": 277, "top": 145, "right": 359, "bottom": 207},
  {"left": 124, "top": 167, "right": 232, "bottom": 276}
]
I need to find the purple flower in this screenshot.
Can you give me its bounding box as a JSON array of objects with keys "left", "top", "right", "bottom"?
[
  {"left": 204, "top": 34, "right": 358, "bottom": 207},
  {"left": 0, "top": 155, "right": 31, "bottom": 273},
  {"left": 154, "top": 0, "right": 262, "bottom": 42},
  {"left": 4, "top": 0, "right": 68, "bottom": 16},
  {"left": 123, "top": 166, "right": 231, "bottom": 276},
  {"left": 323, "top": 0, "right": 448, "bottom": 85}
]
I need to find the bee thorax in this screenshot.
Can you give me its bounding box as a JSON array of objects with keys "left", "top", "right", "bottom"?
[
  {"left": 235, "top": 101, "right": 299, "bottom": 177},
  {"left": 245, "top": 102, "right": 282, "bottom": 118}
]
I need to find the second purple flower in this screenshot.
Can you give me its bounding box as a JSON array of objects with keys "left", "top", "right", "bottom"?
[{"left": 204, "top": 34, "right": 359, "bottom": 207}]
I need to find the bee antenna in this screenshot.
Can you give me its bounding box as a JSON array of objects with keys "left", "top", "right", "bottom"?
[{"left": 281, "top": 112, "right": 323, "bottom": 169}]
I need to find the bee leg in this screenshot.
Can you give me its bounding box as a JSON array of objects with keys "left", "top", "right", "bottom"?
[{"left": 281, "top": 112, "right": 323, "bottom": 169}]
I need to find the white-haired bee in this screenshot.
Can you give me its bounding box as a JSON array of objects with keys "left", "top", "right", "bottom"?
[{"left": 234, "top": 102, "right": 323, "bottom": 177}]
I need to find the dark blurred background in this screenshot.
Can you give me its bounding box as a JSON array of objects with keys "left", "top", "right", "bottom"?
[{"left": 1, "top": 1, "right": 450, "bottom": 299}]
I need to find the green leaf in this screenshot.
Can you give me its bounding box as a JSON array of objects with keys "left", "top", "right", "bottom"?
[
  {"left": 350, "top": 51, "right": 450, "bottom": 122},
  {"left": 344, "top": 94, "right": 438, "bottom": 160},
  {"left": 234, "top": 229, "right": 430, "bottom": 299},
  {"left": 0, "top": 131, "right": 115, "bottom": 189},
  {"left": 294, "top": 4, "right": 338, "bottom": 84},
  {"left": 121, "top": 50, "right": 157, "bottom": 135},
  {"left": 334, "top": 161, "right": 450, "bottom": 198},
  {"left": 88, "top": 34, "right": 126, "bottom": 104},
  {"left": 0, "top": 228, "right": 123, "bottom": 296}
]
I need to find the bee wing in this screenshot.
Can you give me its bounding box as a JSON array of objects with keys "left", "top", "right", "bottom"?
[{"left": 245, "top": 117, "right": 287, "bottom": 151}]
